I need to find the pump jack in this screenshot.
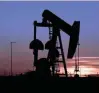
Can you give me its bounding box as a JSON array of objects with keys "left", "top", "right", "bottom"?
[{"left": 29, "top": 10, "right": 80, "bottom": 77}]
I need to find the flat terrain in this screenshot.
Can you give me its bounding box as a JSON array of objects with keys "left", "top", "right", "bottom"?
[{"left": 0, "top": 72, "right": 99, "bottom": 93}]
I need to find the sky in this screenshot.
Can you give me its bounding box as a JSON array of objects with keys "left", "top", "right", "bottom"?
[{"left": 0, "top": 1, "right": 99, "bottom": 76}]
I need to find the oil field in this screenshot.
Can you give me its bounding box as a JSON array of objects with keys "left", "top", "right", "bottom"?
[{"left": 0, "top": 1, "right": 99, "bottom": 93}]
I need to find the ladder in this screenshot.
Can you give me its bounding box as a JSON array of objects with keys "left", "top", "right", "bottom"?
[
  {"left": 48, "top": 24, "right": 68, "bottom": 77},
  {"left": 74, "top": 43, "right": 80, "bottom": 75}
]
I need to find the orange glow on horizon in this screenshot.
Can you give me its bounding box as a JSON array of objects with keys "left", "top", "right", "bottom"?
[{"left": 59, "top": 66, "right": 98, "bottom": 77}]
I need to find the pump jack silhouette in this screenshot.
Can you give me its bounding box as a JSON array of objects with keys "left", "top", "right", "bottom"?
[{"left": 29, "top": 10, "right": 80, "bottom": 78}]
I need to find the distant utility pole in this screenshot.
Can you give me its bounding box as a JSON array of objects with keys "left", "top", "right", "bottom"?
[{"left": 10, "top": 42, "right": 16, "bottom": 76}]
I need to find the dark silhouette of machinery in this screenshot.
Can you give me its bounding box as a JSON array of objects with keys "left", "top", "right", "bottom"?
[
  {"left": 74, "top": 43, "right": 80, "bottom": 77},
  {"left": 36, "top": 58, "right": 51, "bottom": 78},
  {"left": 29, "top": 9, "right": 80, "bottom": 77}
]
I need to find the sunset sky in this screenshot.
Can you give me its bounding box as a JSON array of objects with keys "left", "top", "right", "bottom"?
[{"left": 0, "top": 1, "right": 99, "bottom": 76}]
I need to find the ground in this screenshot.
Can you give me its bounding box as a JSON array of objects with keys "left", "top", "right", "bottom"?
[{"left": 0, "top": 72, "right": 99, "bottom": 93}]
